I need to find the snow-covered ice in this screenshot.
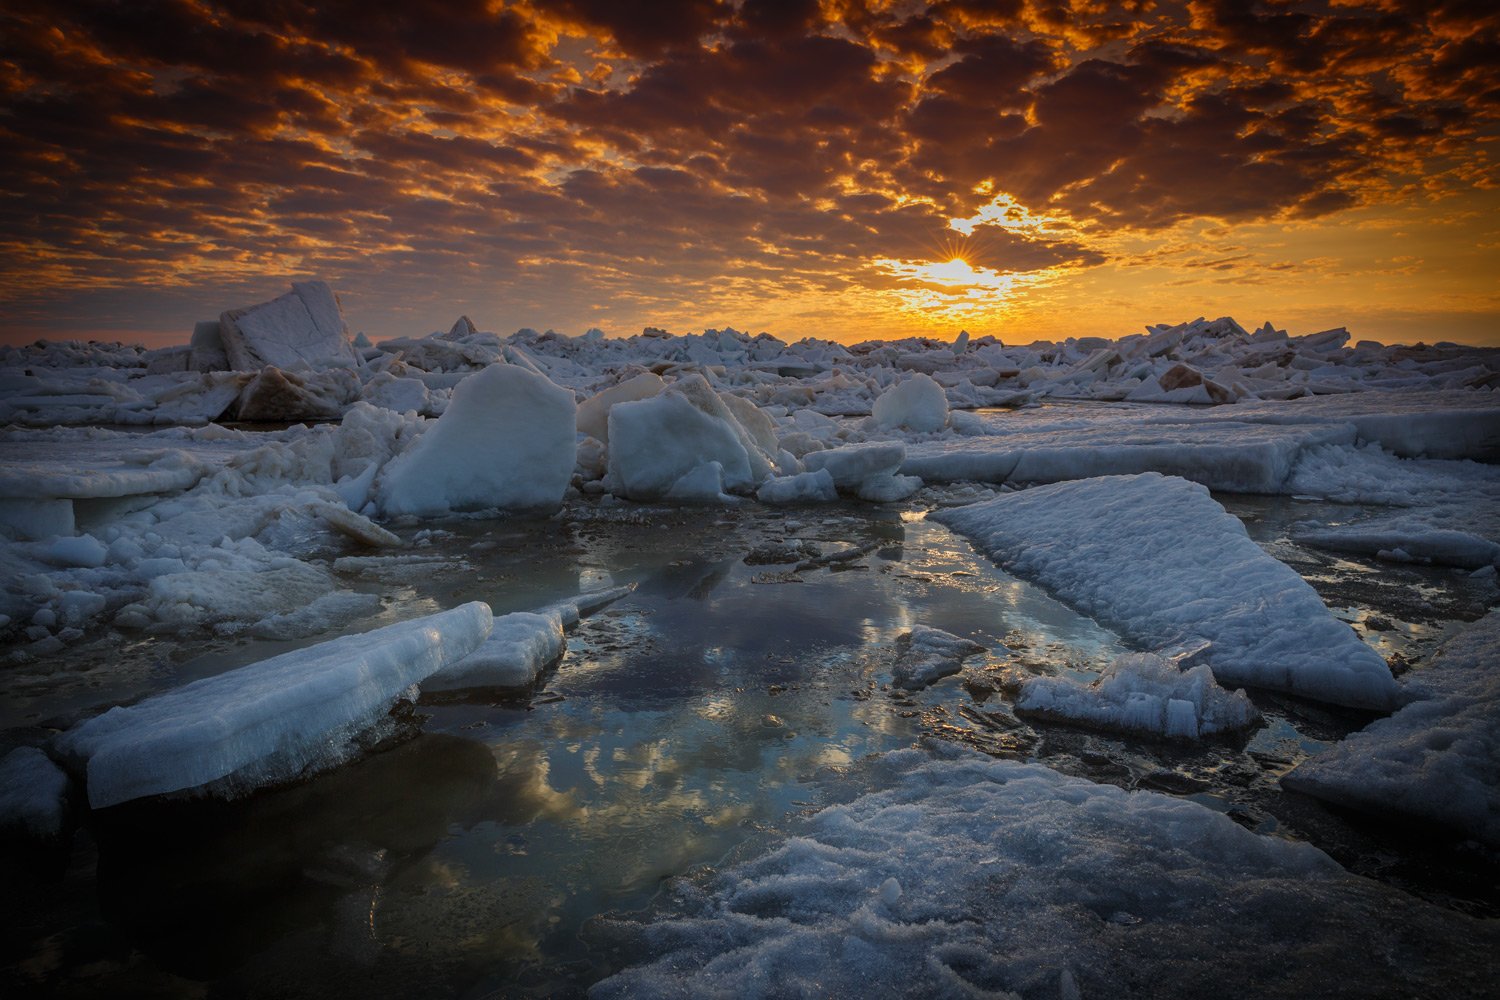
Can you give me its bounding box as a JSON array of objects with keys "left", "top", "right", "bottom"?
[
  {"left": 217, "top": 280, "right": 360, "bottom": 372},
  {"left": 591, "top": 747, "right": 1497, "bottom": 1000},
  {"left": 1282, "top": 609, "right": 1500, "bottom": 846},
  {"left": 1016, "top": 652, "right": 1261, "bottom": 739},
  {"left": 934, "top": 473, "right": 1400, "bottom": 710},
  {"left": 57, "top": 602, "right": 493, "bottom": 808}
]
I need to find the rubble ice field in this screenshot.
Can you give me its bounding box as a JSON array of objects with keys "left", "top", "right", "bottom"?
[{"left": 1, "top": 281, "right": 1497, "bottom": 998}]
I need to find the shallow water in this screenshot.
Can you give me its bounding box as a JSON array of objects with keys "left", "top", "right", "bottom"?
[{"left": 2, "top": 492, "right": 1495, "bottom": 997}]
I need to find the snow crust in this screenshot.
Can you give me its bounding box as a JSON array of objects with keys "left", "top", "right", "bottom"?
[
  {"left": 934, "top": 473, "right": 1400, "bottom": 710},
  {"left": 1016, "top": 652, "right": 1261, "bottom": 739},
  {"left": 592, "top": 747, "right": 1495, "bottom": 1000},
  {"left": 1282, "top": 609, "right": 1500, "bottom": 846},
  {"left": 58, "top": 602, "right": 493, "bottom": 808}
]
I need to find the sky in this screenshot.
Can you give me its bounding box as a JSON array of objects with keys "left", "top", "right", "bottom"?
[{"left": 1, "top": 0, "right": 1497, "bottom": 348}]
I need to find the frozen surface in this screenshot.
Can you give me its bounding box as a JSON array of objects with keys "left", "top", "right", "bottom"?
[
  {"left": 935, "top": 474, "right": 1400, "bottom": 709},
  {"left": 0, "top": 747, "right": 71, "bottom": 838},
  {"left": 593, "top": 747, "right": 1497, "bottom": 1000},
  {"left": 1283, "top": 609, "right": 1500, "bottom": 846},
  {"left": 1016, "top": 652, "right": 1261, "bottom": 740},
  {"left": 58, "top": 602, "right": 493, "bottom": 808},
  {"left": 377, "top": 364, "right": 576, "bottom": 516}
]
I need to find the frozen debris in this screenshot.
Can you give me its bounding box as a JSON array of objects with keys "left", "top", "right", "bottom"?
[
  {"left": 218, "top": 280, "right": 360, "bottom": 372},
  {"left": 0, "top": 747, "right": 72, "bottom": 839},
  {"left": 934, "top": 473, "right": 1400, "bottom": 710},
  {"left": 377, "top": 364, "right": 577, "bottom": 516},
  {"left": 870, "top": 372, "right": 949, "bottom": 432},
  {"left": 891, "top": 625, "right": 987, "bottom": 690},
  {"left": 592, "top": 747, "right": 1497, "bottom": 1000},
  {"left": 1282, "top": 609, "right": 1500, "bottom": 847},
  {"left": 58, "top": 602, "right": 493, "bottom": 808},
  {"left": 1016, "top": 652, "right": 1262, "bottom": 740}
]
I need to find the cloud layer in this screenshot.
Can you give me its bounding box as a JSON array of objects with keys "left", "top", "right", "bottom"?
[{"left": 1, "top": 0, "right": 1496, "bottom": 344}]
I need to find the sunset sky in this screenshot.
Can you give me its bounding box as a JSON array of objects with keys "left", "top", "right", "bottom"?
[{"left": 2, "top": 0, "right": 1497, "bottom": 348}]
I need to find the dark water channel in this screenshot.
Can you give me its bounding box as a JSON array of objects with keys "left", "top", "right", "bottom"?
[{"left": 2, "top": 492, "right": 1495, "bottom": 998}]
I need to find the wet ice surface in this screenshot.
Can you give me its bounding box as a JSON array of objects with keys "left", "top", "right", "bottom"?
[{"left": 3, "top": 488, "right": 1497, "bottom": 998}]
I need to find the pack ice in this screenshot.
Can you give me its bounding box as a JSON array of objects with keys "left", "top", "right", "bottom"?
[
  {"left": 1282, "top": 609, "right": 1500, "bottom": 846},
  {"left": 58, "top": 602, "right": 493, "bottom": 808},
  {"left": 934, "top": 473, "right": 1400, "bottom": 710}
]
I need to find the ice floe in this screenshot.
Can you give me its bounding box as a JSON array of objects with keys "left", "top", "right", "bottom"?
[
  {"left": 58, "top": 602, "right": 493, "bottom": 808},
  {"left": 934, "top": 473, "right": 1400, "bottom": 710},
  {"left": 1282, "top": 609, "right": 1500, "bottom": 846}
]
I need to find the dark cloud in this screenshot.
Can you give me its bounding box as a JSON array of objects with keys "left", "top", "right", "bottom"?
[{"left": 0, "top": 0, "right": 1496, "bottom": 341}]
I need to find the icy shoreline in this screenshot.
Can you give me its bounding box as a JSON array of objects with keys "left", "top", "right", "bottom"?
[{"left": 1, "top": 282, "right": 1496, "bottom": 998}]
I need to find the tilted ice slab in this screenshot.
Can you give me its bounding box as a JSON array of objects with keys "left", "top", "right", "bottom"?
[
  {"left": 218, "top": 279, "right": 360, "bottom": 372},
  {"left": 902, "top": 416, "right": 1352, "bottom": 493},
  {"left": 592, "top": 747, "right": 1497, "bottom": 1000},
  {"left": 1016, "top": 652, "right": 1261, "bottom": 740},
  {"left": 1282, "top": 610, "right": 1500, "bottom": 847},
  {"left": 934, "top": 474, "right": 1399, "bottom": 710},
  {"left": 58, "top": 602, "right": 493, "bottom": 808}
]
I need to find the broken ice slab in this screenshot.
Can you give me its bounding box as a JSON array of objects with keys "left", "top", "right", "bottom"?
[
  {"left": 1281, "top": 609, "right": 1500, "bottom": 847},
  {"left": 58, "top": 602, "right": 493, "bottom": 808},
  {"left": 891, "top": 625, "right": 987, "bottom": 690},
  {"left": 934, "top": 473, "right": 1400, "bottom": 711},
  {"left": 1015, "top": 652, "right": 1262, "bottom": 740},
  {"left": 217, "top": 280, "right": 360, "bottom": 372},
  {"left": 424, "top": 584, "right": 635, "bottom": 692}
]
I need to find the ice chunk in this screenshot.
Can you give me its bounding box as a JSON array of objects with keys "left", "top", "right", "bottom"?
[
  {"left": 870, "top": 372, "right": 948, "bottom": 432},
  {"left": 593, "top": 747, "right": 1492, "bottom": 999},
  {"left": 1016, "top": 653, "right": 1261, "bottom": 739},
  {"left": 424, "top": 610, "right": 565, "bottom": 692},
  {"left": 58, "top": 602, "right": 493, "bottom": 808},
  {"left": 378, "top": 364, "right": 576, "bottom": 516},
  {"left": 934, "top": 474, "right": 1399, "bottom": 710},
  {"left": 218, "top": 280, "right": 360, "bottom": 372},
  {"left": 576, "top": 372, "right": 666, "bottom": 444},
  {"left": 891, "top": 625, "right": 987, "bottom": 690},
  {"left": 0, "top": 747, "right": 71, "bottom": 839},
  {"left": 233, "top": 366, "right": 358, "bottom": 421},
  {"left": 606, "top": 384, "right": 759, "bottom": 500},
  {"left": 803, "top": 443, "right": 904, "bottom": 489},
  {"left": 41, "top": 533, "right": 108, "bottom": 568},
  {"left": 757, "top": 468, "right": 838, "bottom": 504},
  {"left": 1282, "top": 610, "right": 1500, "bottom": 846},
  {"left": 1294, "top": 525, "right": 1500, "bottom": 570}
]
